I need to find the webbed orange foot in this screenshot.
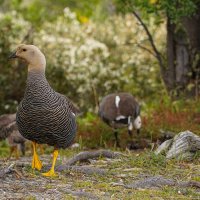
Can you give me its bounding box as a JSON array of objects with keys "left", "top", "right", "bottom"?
[
  {"left": 32, "top": 142, "right": 42, "bottom": 170},
  {"left": 42, "top": 149, "right": 58, "bottom": 177},
  {"left": 32, "top": 153, "right": 42, "bottom": 170},
  {"left": 42, "top": 169, "right": 57, "bottom": 177}
]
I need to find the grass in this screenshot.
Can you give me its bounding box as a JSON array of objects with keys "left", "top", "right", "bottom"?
[
  {"left": 61, "top": 149, "right": 199, "bottom": 199},
  {"left": 0, "top": 143, "right": 199, "bottom": 199},
  {"left": 76, "top": 98, "right": 200, "bottom": 149},
  {"left": 142, "top": 98, "right": 200, "bottom": 138},
  {"left": 0, "top": 98, "right": 200, "bottom": 199}
]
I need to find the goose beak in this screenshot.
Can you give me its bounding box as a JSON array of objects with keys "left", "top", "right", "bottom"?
[{"left": 8, "top": 51, "right": 17, "bottom": 59}]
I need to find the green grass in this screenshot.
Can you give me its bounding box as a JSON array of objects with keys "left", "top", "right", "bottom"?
[
  {"left": 63, "top": 147, "right": 199, "bottom": 198},
  {"left": 62, "top": 150, "right": 199, "bottom": 199},
  {"left": 1, "top": 99, "right": 200, "bottom": 199},
  {"left": 0, "top": 140, "right": 10, "bottom": 157},
  {"left": 0, "top": 142, "right": 199, "bottom": 199}
]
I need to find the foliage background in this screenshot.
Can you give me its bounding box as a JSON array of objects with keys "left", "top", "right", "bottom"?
[
  {"left": 0, "top": 0, "right": 165, "bottom": 113},
  {"left": 0, "top": 0, "right": 200, "bottom": 147},
  {"left": 0, "top": 3, "right": 199, "bottom": 200}
]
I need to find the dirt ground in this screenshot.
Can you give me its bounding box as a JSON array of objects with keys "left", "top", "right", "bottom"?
[{"left": 0, "top": 150, "right": 200, "bottom": 200}]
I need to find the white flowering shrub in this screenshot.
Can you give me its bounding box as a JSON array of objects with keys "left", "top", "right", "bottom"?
[
  {"left": 0, "top": 8, "right": 166, "bottom": 113},
  {"left": 0, "top": 11, "right": 31, "bottom": 113},
  {"left": 34, "top": 8, "right": 166, "bottom": 111}
]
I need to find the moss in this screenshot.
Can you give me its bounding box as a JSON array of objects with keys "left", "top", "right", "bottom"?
[
  {"left": 0, "top": 148, "right": 199, "bottom": 199},
  {"left": 64, "top": 195, "right": 75, "bottom": 200},
  {"left": 25, "top": 196, "right": 37, "bottom": 200},
  {"left": 73, "top": 180, "right": 94, "bottom": 188}
]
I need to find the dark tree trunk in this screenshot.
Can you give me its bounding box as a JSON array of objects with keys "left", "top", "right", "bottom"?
[{"left": 163, "top": 6, "right": 200, "bottom": 99}]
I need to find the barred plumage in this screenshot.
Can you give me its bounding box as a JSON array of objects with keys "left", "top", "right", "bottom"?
[
  {"left": 16, "top": 71, "right": 77, "bottom": 149},
  {"left": 10, "top": 44, "right": 78, "bottom": 176}
]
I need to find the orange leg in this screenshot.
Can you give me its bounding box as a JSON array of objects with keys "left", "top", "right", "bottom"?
[
  {"left": 42, "top": 148, "right": 58, "bottom": 177},
  {"left": 32, "top": 142, "right": 42, "bottom": 170}
]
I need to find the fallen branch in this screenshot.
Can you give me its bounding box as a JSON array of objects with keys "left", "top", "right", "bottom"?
[
  {"left": 61, "top": 150, "right": 125, "bottom": 166},
  {"left": 125, "top": 176, "right": 175, "bottom": 189},
  {"left": 61, "top": 189, "right": 99, "bottom": 200},
  {"left": 57, "top": 165, "right": 108, "bottom": 176},
  {"left": 178, "top": 181, "right": 200, "bottom": 189},
  {"left": 42, "top": 150, "right": 123, "bottom": 175},
  {"left": 0, "top": 164, "right": 15, "bottom": 178},
  {"left": 122, "top": 175, "right": 200, "bottom": 189}
]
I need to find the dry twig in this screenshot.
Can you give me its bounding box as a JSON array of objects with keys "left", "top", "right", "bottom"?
[
  {"left": 60, "top": 188, "right": 99, "bottom": 200},
  {"left": 57, "top": 165, "right": 107, "bottom": 175},
  {"left": 61, "top": 150, "right": 125, "bottom": 166},
  {"left": 122, "top": 175, "right": 200, "bottom": 189},
  {"left": 0, "top": 164, "right": 15, "bottom": 178}
]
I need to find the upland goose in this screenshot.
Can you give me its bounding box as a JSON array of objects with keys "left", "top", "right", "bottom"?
[
  {"left": 9, "top": 44, "right": 77, "bottom": 176},
  {"left": 98, "top": 93, "right": 141, "bottom": 147},
  {"left": 0, "top": 113, "right": 16, "bottom": 139},
  {"left": 5, "top": 122, "right": 26, "bottom": 158},
  {"left": 0, "top": 114, "right": 26, "bottom": 158}
]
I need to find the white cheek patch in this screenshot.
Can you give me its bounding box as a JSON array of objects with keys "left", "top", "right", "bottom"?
[
  {"left": 133, "top": 116, "right": 142, "bottom": 129},
  {"left": 115, "top": 95, "right": 120, "bottom": 108},
  {"left": 116, "top": 115, "right": 126, "bottom": 120},
  {"left": 128, "top": 122, "right": 133, "bottom": 131}
]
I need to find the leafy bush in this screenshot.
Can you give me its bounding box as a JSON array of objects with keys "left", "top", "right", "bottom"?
[
  {"left": 33, "top": 8, "right": 166, "bottom": 112},
  {"left": 0, "top": 11, "right": 31, "bottom": 113},
  {"left": 0, "top": 8, "right": 166, "bottom": 113}
]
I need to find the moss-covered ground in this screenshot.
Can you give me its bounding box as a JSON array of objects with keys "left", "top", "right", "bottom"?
[{"left": 0, "top": 144, "right": 199, "bottom": 199}]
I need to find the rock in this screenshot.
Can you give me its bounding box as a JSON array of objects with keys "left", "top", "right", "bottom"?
[
  {"left": 166, "top": 131, "right": 200, "bottom": 159},
  {"left": 155, "top": 139, "right": 173, "bottom": 155},
  {"left": 155, "top": 130, "right": 200, "bottom": 160},
  {"left": 70, "top": 143, "right": 80, "bottom": 149}
]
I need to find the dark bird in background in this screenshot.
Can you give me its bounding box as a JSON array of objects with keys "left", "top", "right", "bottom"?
[
  {"left": 0, "top": 114, "right": 26, "bottom": 158},
  {"left": 0, "top": 113, "right": 16, "bottom": 139},
  {"left": 5, "top": 121, "right": 26, "bottom": 158},
  {"left": 98, "top": 93, "right": 141, "bottom": 147},
  {"left": 9, "top": 44, "right": 77, "bottom": 177}
]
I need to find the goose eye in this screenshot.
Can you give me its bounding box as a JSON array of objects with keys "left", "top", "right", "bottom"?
[{"left": 22, "top": 49, "right": 27, "bottom": 52}]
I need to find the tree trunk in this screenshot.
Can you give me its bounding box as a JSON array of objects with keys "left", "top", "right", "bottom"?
[{"left": 163, "top": 6, "right": 200, "bottom": 99}]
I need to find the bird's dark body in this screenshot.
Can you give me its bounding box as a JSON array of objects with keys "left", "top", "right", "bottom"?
[
  {"left": 7, "top": 127, "right": 26, "bottom": 155},
  {"left": 0, "top": 114, "right": 16, "bottom": 140},
  {"left": 99, "top": 93, "right": 140, "bottom": 128},
  {"left": 0, "top": 114, "right": 27, "bottom": 156},
  {"left": 16, "top": 71, "right": 77, "bottom": 149},
  {"left": 99, "top": 93, "right": 141, "bottom": 148}
]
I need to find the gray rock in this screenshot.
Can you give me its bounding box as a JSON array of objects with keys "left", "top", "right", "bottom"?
[
  {"left": 155, "top": 139, "right": 173, "bottom": 155},
  {"left": 155, "top": 130, "right": 200, "bottom": 160},
  {"left": 167, "top": 131, "right": 200, "bottom": 159}
]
